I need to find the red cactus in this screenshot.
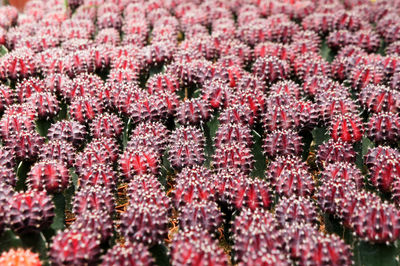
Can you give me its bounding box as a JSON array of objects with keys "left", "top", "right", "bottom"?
[
  {"left": 266, "top": 155, "right": 308, "bottom": 178},
  {"left": 232, "top": 208, "right": 283, "bottom": 263},
  {"left": 211, "top": 168, "right": 272, "bottom": 211},
  {"left": 131, "top": 121, "right": 169, "bottom": 152},
  {"left": 9, "top": 190, "right": 54, "bottom": 234},
  {"left": 79, "top": 163, "right": 117, "bottom": 191},
  {"left": 0, "top": 48, "right": 36, "bottom": 80},
  {"left": 263, "top": 129, "right": 303, "bottom": 158},
  {"left": 179, "top": 200, "right": 223, "bottom": 234},
  {"left": 368, "top": 152, "right": 400, "bottom": 193},
  {"left": 128, "top": 94, "right": 167, "bottom": 124},
  {"left": 0, "top": 84, "right": 14, "bottom": 113},
  {"left": 352, "top": 29, "right": 380, "bottom": 52},
  {"left": 386, "top": 41, "right": 400, "bottom": 56},
  {"left": 171, "top": 227, "right": 229, "bottom": 266},
  {"left": 173, "top": 165, "right": 213, "bottom": 208},
  {"left": 350, "top": 63, "right": 385, "bottom": 90},
  {"left": 267, "top": 167, "right": 315, "bottom": 197},
  {"left": 269, "top": 80, "right": 302, "bottom": 101},
  {"left": 95, "top": 28, "right": 120, "bottom": 45},
  {"left": 317, "top": 139, "right": 356, "bottom": 165},
  {"left": 252, "top": 56, "right": 290, "bottom": 85},
  {"left": 213, "top": 142, "right": 254, "bottom": 175},
  {"left": 231, "top": 176, "right": 272, "bottom": 211},
  {"left": 73, "top": 185, "right": 115, "bottom": 216},
  {"left": 0, "top": 164, "right": 16, "bottom": 186},
  {"left": 90, "top": 113, "right": 123, "bottom": 139},
  {"left": 292, "top": 30, "right": 321, "bottom": 46},
  {"left": 254, "top": 42, "right": 295, "bottom": 62},
  {"left": 275, "top": 195, "right": 318, "bottom": 227},
  {"left": 146, "top": 72, "right": 180, "bottom": 94},
  {"left": 0, "top": 113, "right": 36, "bottom": 140},
  {"left": 218, "top": 104, "right": 254, "bottom": 126},
  {"left": 28, "top": 160, "right": 70, "bottom": 193},
  {"left": 214, "top": 123, "right": 253, "bottom": 148},
  {"left": 367, "top": 112, "right": 400, "bottom": 144},
  {"left": 62, "top": 73, "right": 103, "bottom": 101},
  {"left": 120, "top": 197, "right": 169, "bottom": 246},
  {"left": 329, "top": 113, "right": 364, "bottom": 143},
  {"left": 317, "top": 94, "right": 358, "bottom": 122},
  {"left": 351, "top": 200, "right": 400, "bottom": 243},
  {"left": 27, "top": 92, "right": 60, "bottom": 118},
  {"left": 302, "top": 13, "right": 335, "bottom": 34},
  {"left": 50, "top": 229, "right": 101, "bottom": 265},
  {"left": 321, "top": 162, "right": 364, "bottom": 188},
  {"left": 168, "top": 126, "right": 205, "bottom": 169},
  {"left": 359, "top": 84, "right": 400, "bottom": 113},
  {"left": 85, "top": 137, "right": 119, "bottom": 163},
  {"left": 119, "top": 146, "right": 160, "bottom": 180},
  {"left": 65, "top": 49, "right": 95, "bottom": 78},
  {"left": 47, "top": 120, "right": 87, "bottom": 147},
  {"left": 71, "top": 210, "right": 113, "bottom": 243},
  {"left": 294, "top": 53, "right": 331, "bottom": 80},
  {"left": 303, "top": 75, "right": 344, "bottom": 97},
  {"left": 365, "top": 146, "right": 400, "bottom": 169},
  {"left": 101, "top": 242, "right": 155, "bottom": 266},
  {"left": 299, "top": 233, "right": 353, "bottom": 266},
  {"left": 317, "top": 178, "right": 358, "bottom": 215},
  {"left": 15, "top": 77, "right": 46, "bottom": 103},
  {"left": 263, "top": 102, "right": 316, "bottom": 132},
  {"left": 230, "top": 81, "right": 266, "bottom": 119},
  {"left": 5, "top": 130, "right": 44, "bottom": 161},
  {"left": 69, "top": 96, "right": 103, "bottom": 123},
  {"left": 201, "top": 78, "right": 234, "bottom": 109},
  {"left": 176, "top": 98, "right": 212, "bottom": 125}
]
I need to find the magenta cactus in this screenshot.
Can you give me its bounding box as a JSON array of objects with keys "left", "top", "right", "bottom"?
[
  {"left": 28, "top": 159, "right": 70, "bottom": 193},
  {"left": 170, "top": 227, "right": 229, "bottom": 266},
  {"left": 9, "top": 190, "right": 54, "bottom": 234},
  {"left": 101, "top": 242, "right": 155, "bottom": 266},
  {"left": 49, "top": 229, "right": 101, "bottom": 265},
  {"left": 275, "top": 195, "right": 319, "bottom": 227}
]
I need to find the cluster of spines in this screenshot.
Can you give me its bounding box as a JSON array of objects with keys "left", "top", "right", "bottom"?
[
  {"left": 101, "top": 242, "right": 155, "bottom": 266},
  {"left": 8, "top": 190, "right": 54, "bottom": 235},
  {"left": 178, "top": 200, "right": 222, "bottom": 234},
  {"left": 263, "top": 129, "right": 303, "bottom": 158},
  {"left": 275, "top": 195, "right": 319, "bottom": 227},
  {"left": 266, "top": 167, "right": 315, "bottom": 198},
  {"left": 27, "top": 159, "right": 70, "bottom": 193},
  {"left": 176, "top": 98, "right": 212, "bottom": 125},
  {"left": 49, "top": 229, "right": 101, "bottom": 265},
  {"left": 120, "top": 174, "right": 170, "bottom": 246},
  {"left": 170, "top": 227, "right": 229, "bottom": 265},
  {"left": 168, "top": 126, "right": 205, "bottom": 170},
  {"left": 232, "top": 208, "right": 284, "bottom": 263}
]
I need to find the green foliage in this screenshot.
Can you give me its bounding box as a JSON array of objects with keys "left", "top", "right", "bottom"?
[
  {"left": 250, "top": 127, "right": 266, "bottom": 179},
  {"left": 320, "top": 41, "right": 335, "bottom": 62},
  {"left": 122, "top": 118, "right": 131, "bottom": 150},
  {"left": 0, "top": 230, "right": 23, "bottom": 252},
  {"left": 0, "top": 46, "right": 8, "bottom": 57},
  {"left": 35, "top": 119, "right": 51, "bottom": 137},
  {"left": 150, "top": 244, "right": 170, "bottom": 266},
  {"left": 311, "top": 126, "right": 329, "bottom": 148},
  {"left": 354, "top": 241, "right": 399, "bottom": 266},
  {"left": 50, "top": 193, "right": 65, "bottom": 232},
  {"left": 15, "top": 161, "right": 31, "bottom": 191},
  {"left": 204, "top": 113, "right": 219, "bottom": 167}
]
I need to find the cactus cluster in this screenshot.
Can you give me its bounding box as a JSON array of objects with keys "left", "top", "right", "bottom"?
[{"left": 1, "top": 0, "right": 400, "bottom": 264}]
